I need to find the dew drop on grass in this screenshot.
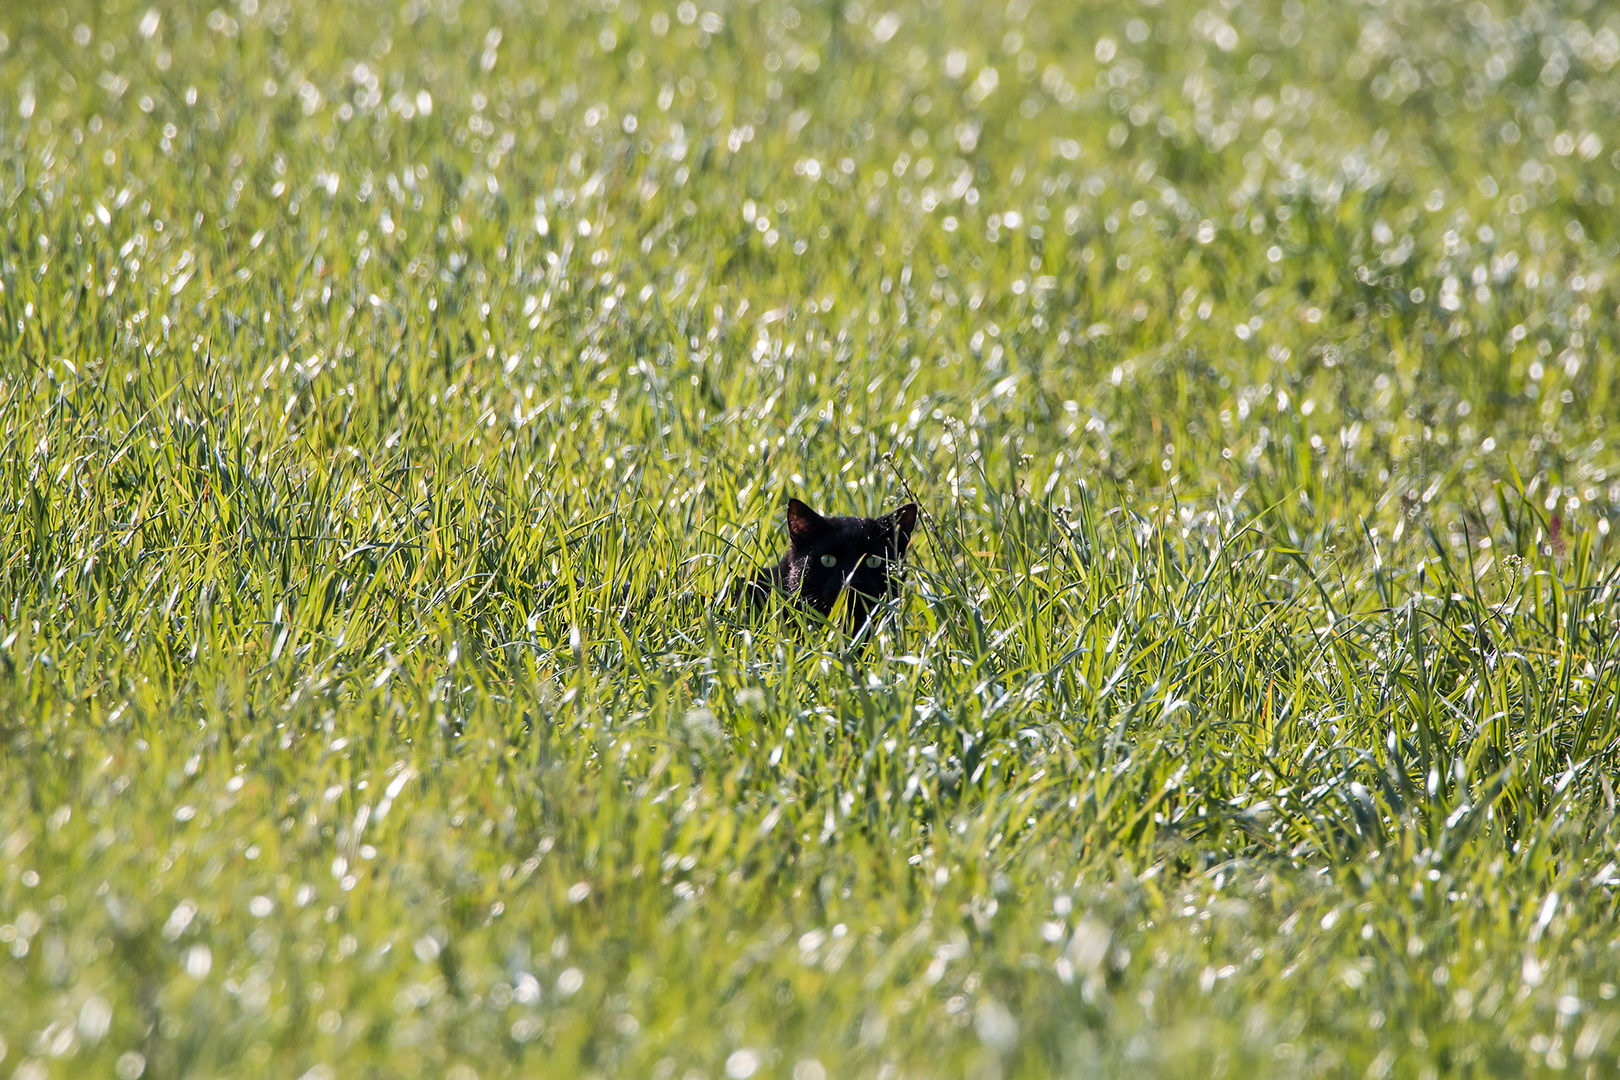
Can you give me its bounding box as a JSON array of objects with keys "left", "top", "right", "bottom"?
[
  {"left": 183, "top": 945, "right": 212, "bottom": 978},
  {"left": 78, "top": 996, "right": 112, "bottom": 1042},
  {"left": 974, "top": 999, "right": 1018, "bottom": 1052}
]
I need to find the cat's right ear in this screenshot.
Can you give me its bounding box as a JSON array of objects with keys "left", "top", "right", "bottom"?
[
  {"left": 889, "top": 502, "right": 919, "bottom": 554},
  {"left": 786, "top": 498, "right": 823, "bottom": 543}
]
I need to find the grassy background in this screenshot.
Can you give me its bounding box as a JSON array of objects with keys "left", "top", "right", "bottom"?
[{"left": 4, "top": 0, "right": 1620, "bottom": 1076}]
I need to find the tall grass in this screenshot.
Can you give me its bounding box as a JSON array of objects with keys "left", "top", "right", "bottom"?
[{"left": 4, "top": 0, "right": 1620, "bottom": 1076}]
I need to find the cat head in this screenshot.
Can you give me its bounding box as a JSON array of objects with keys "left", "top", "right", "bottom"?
[{"left": 780, "top": 497, "right": 920, "bottom": 628}]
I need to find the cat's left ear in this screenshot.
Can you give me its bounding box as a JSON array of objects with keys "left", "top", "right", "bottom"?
[
  {"left": 888, "top": 503, "right": 919, "bottom": 553},
  {"left": 786, "top": 498, "right": 825, "bottom": 544}
]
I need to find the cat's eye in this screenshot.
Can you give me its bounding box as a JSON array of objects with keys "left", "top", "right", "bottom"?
[
  {"left": 864, "top": 555, "right": 883, "bottom": 568},
  {"left": 819, "top": 554, "right": 838, "bottom": 568}
]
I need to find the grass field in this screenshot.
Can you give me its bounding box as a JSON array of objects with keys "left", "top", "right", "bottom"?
[{"left": 4, "top": 0, "right": 1620, "bottom": 1076}]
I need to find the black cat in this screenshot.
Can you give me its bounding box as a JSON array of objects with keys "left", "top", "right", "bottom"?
[{"left": 739, "top": 498, "right": 920, "bottom": 631}]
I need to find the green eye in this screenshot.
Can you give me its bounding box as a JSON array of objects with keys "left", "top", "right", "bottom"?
[
  {"left": 819, "top": 554, "right": 838, "bottom": 568},
  {"left": 865, "top": 555, "right": 883, "bottom": 568}
]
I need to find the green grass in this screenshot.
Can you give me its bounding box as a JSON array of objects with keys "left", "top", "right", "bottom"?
[{"left": 4, "top": 0, "right": 1620, "bottom": 1076}]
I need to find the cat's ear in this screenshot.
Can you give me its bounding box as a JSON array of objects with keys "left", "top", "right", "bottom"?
[
  {"left": 786, "top": 498, "right": 824, "bottom": 544},
  {"left": 889, "top": 503, "right": 919, "bottom": 552}
]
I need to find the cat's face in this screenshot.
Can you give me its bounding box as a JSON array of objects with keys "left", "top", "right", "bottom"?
[{"left": 780, "top": 498, "right": 919, "bottom": 628}]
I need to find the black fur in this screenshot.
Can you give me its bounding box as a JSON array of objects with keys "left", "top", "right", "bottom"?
[{"left": 738, "top": 498, "right": 920, "bottom": 631}]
